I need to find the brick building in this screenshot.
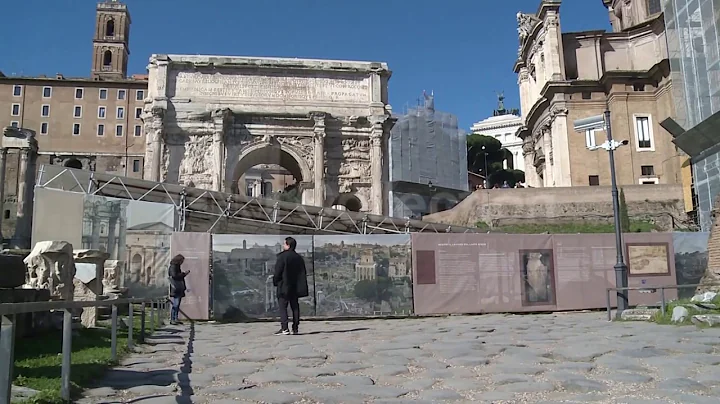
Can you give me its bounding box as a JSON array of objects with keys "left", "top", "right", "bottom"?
[{"left": 514, "top": 0, "right": 688, "bottom": 192}]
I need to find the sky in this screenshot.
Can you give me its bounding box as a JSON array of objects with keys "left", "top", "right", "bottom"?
[{"left": 0, "top": 0, "right": 610, "bottom": 131}]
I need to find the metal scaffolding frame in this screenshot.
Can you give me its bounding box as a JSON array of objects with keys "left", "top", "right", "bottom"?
[{"left": 36, "top": 165, "right": 479, "bottom": 235}]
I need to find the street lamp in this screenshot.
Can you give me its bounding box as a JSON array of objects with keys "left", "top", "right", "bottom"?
[{"left": 573, "top": 110, "right": 630, "bottom": 318}]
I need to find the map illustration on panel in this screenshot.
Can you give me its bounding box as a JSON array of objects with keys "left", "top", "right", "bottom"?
[
  {"left": 313, "top": 234, "right": 413, "bottom": 317},
  {"left": 212, "top": 235, "right": 315, "bottom": 320}
]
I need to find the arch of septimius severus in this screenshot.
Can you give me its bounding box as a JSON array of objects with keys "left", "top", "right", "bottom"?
[{"left": 141, "top": 54, "right": 394, "bottom": 215}]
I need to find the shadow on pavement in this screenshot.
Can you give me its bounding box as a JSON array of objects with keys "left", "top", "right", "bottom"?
[{"left": 300, "top": 327, "right": 370, "bottom": 335}]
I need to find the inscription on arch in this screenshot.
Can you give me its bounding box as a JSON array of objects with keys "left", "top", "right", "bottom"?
[{"left": 170, "top": 71, "right": 371, "bottom": 103}]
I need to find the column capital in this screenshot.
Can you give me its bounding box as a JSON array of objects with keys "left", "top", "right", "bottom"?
[{"left": 310, "top": 111, "right": 327, "bottom": 140}]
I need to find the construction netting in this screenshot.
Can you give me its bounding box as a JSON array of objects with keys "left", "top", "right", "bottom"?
[{"left": 389, "top": 93, "right": 468, "bottom": 191}]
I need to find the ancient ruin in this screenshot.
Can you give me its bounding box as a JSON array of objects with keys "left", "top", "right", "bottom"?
[
  {"left": 73, "top": 249, "right": 110, "bottom": 327},
  {"left": 23, "top": 241, "right": 77, "bottom": 301},
  {"left": 142, "top": 55, "right": 395, "bottom": 215},
  {"left": 2, "top": 126, "right": 39, "bottom": 249}
]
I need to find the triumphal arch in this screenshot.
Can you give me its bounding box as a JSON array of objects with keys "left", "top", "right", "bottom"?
[{"left": 141, "top": 54, "right": 394, "bottom": 215}]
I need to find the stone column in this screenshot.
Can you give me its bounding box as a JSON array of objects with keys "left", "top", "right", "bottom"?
[
  {"left": 544, "top": 12, "right": 564, "bottom": 81},
  {"left": 542, "top": 126, "right": 554, "bottom": 187},
  {"left": 0, "top": 148, "right": 7, "bottom": 241},
  {"left": 212, "top": 129, "right": 225, "bottom": 192},
  {"left": 369, "top": 116, "right": 386, "bottom": 215},
  {"left": 518, "top": 67, "right": 530, "bottom": 118},
  {"left": 11, "top": 146, "right": 36, "bottom": 249},
  {"left": 90, "top": 214, "right": 101, "bottom": 250},
  {"left": 107, "top": 213, "right": 118, "bottom": 259},
  {"left": 311, "top": 112, "right": 326, "bottom": 207},
  {"left": 142, "top": 107, "right": 165, "bottom": 183},
  {"left": 521, "top": 137, "right": 539, "bottom": 187}
]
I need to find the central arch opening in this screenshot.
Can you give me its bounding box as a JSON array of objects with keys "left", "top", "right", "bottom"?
[{"left": 231, "top": 146, "right": 306, "bottom": 203}]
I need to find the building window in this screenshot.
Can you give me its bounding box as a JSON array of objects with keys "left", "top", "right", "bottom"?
[
  {"left": 134, "top": 125, "right": 142, "bottom": 137},
  {"left": 585, "top": 129, "right": 597, "bottom": 148},
  {"left": 135, "top": 107, "right": 142, "bottom": 119},
  {"left": 647, "top": 0, "right": 661, "bottom": 14},
  {"left": 117, "top": 89, "right": 126, "bottom": 100},
  {"left": 42, "top": 86, "right": 52, "bottom": 98},
  {"left": 40, "top": 122, "right": 48, "bottom": 135},
  {"left": 116, "top": 107, "right": 125, "bottom": 119},
  {"left": 99, "top": 88, "right": 108, "bottom": 100},
  {"left": 98, "top": 106, "right": 106, "bottom": 119},
  {"left": 633, "top": 84, "right": 645, "bottom": 92},
  {"left": 246, "top": 183, "right": 254, "bottom": 197},
  {"left": 589, "top": 175, "right": 600, "bottom": 186},
  {"left": 97, "top": 124, "right": 105, "bottom": 137},
  {"left": 634, "top": 115, "right": 654, "bottom": 150},
  {"left": 72, "top": 123, "right": 81, "bottom": 136},
  {"left": 105, "top": 19, "right": 115, "bottom": 37},
  {"left": 10, "top": 121, "right": 18, "bottom": 128},
  {"left": 73, "top": 105, "right": 82, "bottom": 118},
  {"left": 11, "top": 104, "right": 20, "bottom": 116},
  {"left": 103, "top": 50, "right": 112, "bottom": 68},
  {"left": 581, "top": 92, "right": 591, "bottom": 100},
  {"left": 75, "top": 88, "right": 84, "bottom": 99},
  {"left": 136, "top": 90, "right": 144, "bottom": 101},
  {"left": 641, "top": 165, "right": 655, "bottom": 176},
  {"left": 132, "top": 159, "right": 141, "bottom": 173},
  {"left": 41, "top": 105, "right": 50, "bottom": 117},
  {"left": 115, "top": 125, "right": 123, "bottom": 137},
  {"left": 12, "top": 85, "right": 22, "bottom": 97},
  {"left": 640, "top": 177, "right": 659, "bottom": 185}
]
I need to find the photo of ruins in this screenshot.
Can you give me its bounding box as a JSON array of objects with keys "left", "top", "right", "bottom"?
[
  {"left": 81, "top": 195, "right": 175, "bottom": 298},
  {"left": 211, "top": 235, "right": 315, "bottom": 320},
  {"left": 313, "top": 234, "right": 412, "bottom": 316}
]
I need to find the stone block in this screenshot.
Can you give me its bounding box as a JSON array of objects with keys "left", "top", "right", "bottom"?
[{"left": 0, "top": 254, "right": 26, "bottom": 288}]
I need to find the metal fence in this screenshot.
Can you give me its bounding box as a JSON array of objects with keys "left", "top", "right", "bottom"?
[{"left": 0, "top": 297, "right": 168, "bottom": 403}]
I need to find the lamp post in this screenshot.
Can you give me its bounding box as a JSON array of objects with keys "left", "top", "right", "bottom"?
[{"left": 573, "top": 110, "right": 630, "bottom": 318}]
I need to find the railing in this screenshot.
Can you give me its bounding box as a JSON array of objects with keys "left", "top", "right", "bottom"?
[
  {"left": 605, "top": 283, "right": 719, "bottom": 321},
  {"left": 0, "top": 297, "right": 168, "bottom": 404}
]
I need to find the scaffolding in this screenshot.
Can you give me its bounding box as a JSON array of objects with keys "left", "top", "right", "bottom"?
[{"left": 36, "top": 165, "right": 480, "bottom": 235}]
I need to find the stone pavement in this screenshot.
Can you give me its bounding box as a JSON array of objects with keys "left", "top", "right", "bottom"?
[{"left": 78, "top": 312, "right": 720, "bottom": 403}]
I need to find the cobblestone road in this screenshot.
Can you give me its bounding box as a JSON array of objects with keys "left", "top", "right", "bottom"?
[{"left": 79, "top": 312, "right": 720, "bottom": 403}]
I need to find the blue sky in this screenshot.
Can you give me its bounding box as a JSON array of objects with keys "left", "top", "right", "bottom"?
[{"left": 0, "top": 0, "right": 610, "bottom": 130}]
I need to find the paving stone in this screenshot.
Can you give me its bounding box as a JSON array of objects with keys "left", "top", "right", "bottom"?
[
  {"left": 495, "top": 381, "right": 556, "bottom": 393},
  {"left": 492, "top": 374, "right": 533, "bottom": 385},
  {"left": 440, "top": 378, "right": 483, "bottom": 391},
  {"left": 244, "top": 370, "right": 303, "bottom": 384},
  {"left": 231, "top": 387, "right": 298, "bottom": 403},
  {"left": 316, "top": 375, "right": 375, "bottom": 386},
  {"left": 558, "top": 379, "right": 608, "bottom": 393},
  {"left": 416, "top": 388, "right": 464, "bottom": 401},
  {"left": 604, "top": 372, "right": 654, "bottom": 383},
  {"left": 660, "top": 378, "right": 709, "bottom": 392}
]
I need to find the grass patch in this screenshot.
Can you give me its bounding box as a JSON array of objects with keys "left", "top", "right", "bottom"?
[
  {"left": 475, "top": 220, "right": 658, "bottom": 234},
  {"left": 652, "top": 295, "right": 720, "bottom": 326},
  {"left": 13, "top": 309, "right": 164, "bottom": 404}
]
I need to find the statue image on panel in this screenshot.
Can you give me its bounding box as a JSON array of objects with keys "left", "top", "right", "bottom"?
[{"left": 519, "top": 249, "right": 556, "bottom": 306}]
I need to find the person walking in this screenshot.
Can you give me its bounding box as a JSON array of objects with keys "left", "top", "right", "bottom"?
[
  {"left": 168, "top": 254, "right": 190, "bottom": 325},
  {"left": 272, "top": 237, "right": 309, "bottom": 335}
]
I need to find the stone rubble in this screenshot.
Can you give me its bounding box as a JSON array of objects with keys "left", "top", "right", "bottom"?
[{"left": 75, "top": 312, "right": 720, "bottom": 403}]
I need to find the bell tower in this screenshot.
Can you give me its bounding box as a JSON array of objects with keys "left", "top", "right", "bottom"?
[{"left": 91, "top": 0, "right": 130, "bottom": 80}]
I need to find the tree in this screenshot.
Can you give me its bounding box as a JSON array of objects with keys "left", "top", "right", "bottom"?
[
  {"left": 618, "top": 188, "right": 630, "bottom": 232},
  {"left": 273, "top": 183, "right": 301, "bottom": 203},
  {"left": 466, "top": 134, "right": 525, "bottom": 187}
]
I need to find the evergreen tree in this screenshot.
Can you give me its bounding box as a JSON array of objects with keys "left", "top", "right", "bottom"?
[{"left": 618, "top": 188, "right": 630, "bottom": 232}]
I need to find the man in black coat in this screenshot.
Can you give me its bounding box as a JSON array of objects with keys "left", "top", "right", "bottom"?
[{"left": 272, "top": 237, "right": 309, "bottom": 335}]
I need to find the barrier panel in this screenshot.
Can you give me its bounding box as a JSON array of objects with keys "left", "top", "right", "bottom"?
[
  {"left": 171, "top": 232, "right": 212, "bottom": 320},
  {"left": 672, "top": 232, "right": 709, "bottom": 299},
  {"left": 411, "top": 232, "right": 680, "bottom": 315},
  {"left": 313, "top": 234, "right": 412, "bottom": 317},
  {"left": 211, "top": 235, "right": 315, "bottom": 320}
]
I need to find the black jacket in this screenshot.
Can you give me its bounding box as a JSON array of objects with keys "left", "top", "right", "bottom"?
[
  {"left": 273, "top": 249, "right": 309, "bottom": 298},
  {"left": 168, "top": 263, "right": 188, "bottom": 298}
]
